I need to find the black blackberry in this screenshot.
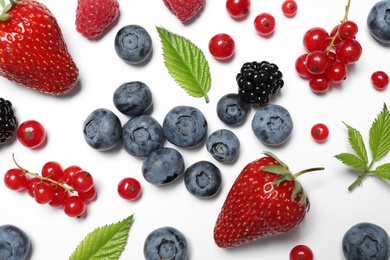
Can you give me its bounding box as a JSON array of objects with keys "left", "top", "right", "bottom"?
[
  {"left": 236, "top": 61, "right": 284, "bottom": 105},
  {"left": 0, "top": 98, "right": 17, "bottom": 144}
]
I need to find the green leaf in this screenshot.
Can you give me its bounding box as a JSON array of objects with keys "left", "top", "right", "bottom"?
[
  {"left": 261, "top": 165, "right": 290, "bottom": 175},
  {"left": 343, "top": 122, "right": 368, "bottom": 164},
  {"left": 369, "top": 103, "right": 390, "bottom": 161},
  {"left": 372, "top": 163, "right": 390, "bottom": 181},
  {"left": 334, "top": 152, "right": 368, "bottom": 171},
  {"left": 69, "top": 215, "right": 134, "bottom": 260},
  {"left": 156, "top": 26, "right": 211, "bottom": 103}
]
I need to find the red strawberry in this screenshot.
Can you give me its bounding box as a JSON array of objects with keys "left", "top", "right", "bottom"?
[
  {"left": 214, "top": 152, "right": 324, "bottom": 248},
  {"left": 75, "top": 0, "right": 120, "bottom": 39},
  {"left": 0, "top": 0, "right": 79, "bottom": 95},
  {"left": 163, "top": 0, "right": 205, "bottom": 22}
]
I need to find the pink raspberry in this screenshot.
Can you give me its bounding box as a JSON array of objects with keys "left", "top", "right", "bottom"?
[{"left": 163, "top": 0, "right": 205, "bottom": 22}]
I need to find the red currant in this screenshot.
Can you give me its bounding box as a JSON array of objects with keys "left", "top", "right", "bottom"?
[
  {"left": 41, "top": 161, "right": 63, "bottom": 182},
  {"left": 17, "top": 120, "right": 46, "bottom": 149},
  {"left": 254, "top": 13, "right": 275, "bottom": 36},
  {"left": 49, "top": 186, "right": 68, "bottom": 208},
  {"left": 290, "top": 244, "right": 314, "bottom": 260},
  {"left": 295, "top": 54, "right": 313, "bottom": 78},
  {"left": 303, "top": 27, "right": 330, "bottom": 52},
  {"left": 118, "top": 177, "right": 142, "bottom": 201},
  {"left": 208, "top": 33, "right": 235, "bottom": 60},
  {"left": 281, "top": 0, "right": 297, "bottom": 17},
  {"left": 371, "top": 71, "right": 389, "bottom": 90},
  {"left": 226, "top": 0, "right": 251, "bottom": 19},
  {"left": 33, "top": 181, "right": 55, "bottom": 204},
  {"left": 339, "top": 20, "right": 358, "bottom": 40},
  {"left": 4, "top": 168, "right": 27, "bottom": 191},
  {"left": 305, "top": 51, "right": 329, "bottom": 75},
  {"left": 78, "top": 186, "right": 97, "bottom": 202},
  {"left": 335, "top": 39, "right": 362, "bottom": 64},
  {"left": 325, "top": 61, "right": 347, "bottom": 84},
  {"left": 311, "top": 123, "right": 329, "bottom": 143},
  {"left": 309, "top": 74, "right": 330, "bottom": 94},
  {"left": 26, "top": 177, "right": 41, "bottom": 197},
  {"left": 61, "top": 165, "right": 82, "bottom": 186},
  {"left": 329, "top": 25, "right": 343, "bottom": 46},
  {"left": 71, "top": 170, "right": 94, "bottom": 192},
  {"left": 63, "top": 196, "right": 86, "bottom": 217}
]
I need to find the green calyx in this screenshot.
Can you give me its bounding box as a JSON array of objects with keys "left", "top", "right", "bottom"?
[
  {"left": 260, "top": 151, "right": 325, "bottom": 206},
  {"left": 0, "top": 0, "right": 19, "bottom": 22}
]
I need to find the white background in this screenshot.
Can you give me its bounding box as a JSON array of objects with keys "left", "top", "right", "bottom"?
[{"left": 1, "top": 0, "right": 390, "bottom": 259}]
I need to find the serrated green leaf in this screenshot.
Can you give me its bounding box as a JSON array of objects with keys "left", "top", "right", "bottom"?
[
  {"left": 372, "top": 163, "right": 390, "bottom": 181},
  {"left": 343, "top": 122, "right": 368, "bottom": 164},
  {"left": 369, "top": 103, "right": 390, "bottom": 161},
  {"left": 156, "top": 26, "right": 211, "bottom": 103},
  {"left": 335, "top": 152, "right": 368, "bottom": 171},
  {"left": 69, "top": 215, "right": 134, "bottom": 260}
]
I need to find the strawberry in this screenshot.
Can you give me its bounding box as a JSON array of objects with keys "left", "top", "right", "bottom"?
[
  {"left": 0, "top": 0, "right": 79, "bottom": 95},
  {"left": 75, "top": 0, "right": 120, "bottom": 39},
  {"left": 214, "top": 151, "right": 324, "bottom": 248},
  {"left": 162, "top": 0, "right": 205, "bottom": 22}
]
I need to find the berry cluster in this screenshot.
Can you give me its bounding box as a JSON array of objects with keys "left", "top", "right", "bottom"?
[
  {"left": 295, "top": 0, "right": 361, "bottom": 94},
  {"left": 4, "top": 156, "right": 96, "bottom": 218}
]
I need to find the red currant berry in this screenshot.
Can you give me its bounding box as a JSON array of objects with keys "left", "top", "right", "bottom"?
[
  {"left": 78, "top": 186, "right": 97, "bottom": 202},
  {"left": 281, "top": 0, "right": 297, "bottom": 17},
  {"left": 208, "top": 33, "right": 235, "bottom": 60},
  {"left": 33, "top": 181, "right": 55, "bottom": 204},
  {"left": 71, "top": 170, "right": 94, "bottom": 192},
  {"left": 61, "top": 165, "right": 82, "bottom": 186},
  {"left": 26, "top": 177, "right": 41, "bottom": 197},
  {"left": 335, "top": 39, "right": 362, "bottom": 64},
  {"left": 118, "top": 177, "right": 142, "bottom": 201},
  {"left": 49, "top": 186, "right": 68, "bottom": 208},
  {"left": 254, "top": 13, "right": 275, "bottom": 36},
  {"left": 295, "top": 54, "right": 313, "bottom": 78},
  {"left": 63, "top": 196, "right": 86, "bottom": 217},
  {"left": 326, "top": 61, "right": 347, "bottom": 84},
  {"left": 339, "top": 20, "right": 358, "bottom": 40},
  {"left": 226, "top": 0, "right": 251, "bottom": 19},
  {"left": 4, "top": 168, "right": 27, "bottom": 191},
  {"left": 305, "top": 51, "right": 329, "bottom": 75},
  {"left": 311, "top": 123, "right": 329, "bottom": 143},
  {"left": 41, "top": 161, "right": 63, "bottom": 182},
  {"left": 309, "top": 74, "right": 330, "bottom": 94},
  {"left": 17, "top": 120, "right": 46, "bottom": 149},
  {"left": 290, "top": 244, "right": 314, "bottom": 260},
  {"left": 303, "top": 27, "right": 330, "bottom": 52},
  {"left": 371, "top": 71, "right": 389, "bottom": 90}
]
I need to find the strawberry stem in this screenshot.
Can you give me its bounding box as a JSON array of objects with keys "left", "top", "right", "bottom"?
[{"left": 293, "top": 167, "right": 325, "bottom": 178}]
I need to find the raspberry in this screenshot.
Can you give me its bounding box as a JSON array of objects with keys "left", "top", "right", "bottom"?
[
  {"left": 75, "top": 0, "right": 120, "bottom": 39},
  {"left": 0, "top": 98, "right": 17, "bottom": 144},
  {"left": 163, "top": 0, "right": 205, "bottom": 22},
  {"left": 236, "top": 61, "right": 284, "bottom": 105}
]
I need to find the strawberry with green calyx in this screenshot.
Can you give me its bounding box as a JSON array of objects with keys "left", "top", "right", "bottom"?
[
  {"left": 213, "top": 151, "right": 324, "bottom": 249},
  {"left": 0, "top": 0, "right": 79, "bottom": 95}
]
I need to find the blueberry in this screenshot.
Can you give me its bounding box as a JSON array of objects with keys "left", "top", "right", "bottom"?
[
  {"left": 367, "top": 0, "right": 390, "bottom": 44},
  {"left": 144, "top": 226, "right": 188, "bottom": 260},
  {"left": 113, "top": 81, "right": 153, "bottom": 117},
  {"left": 342, "top": 222, "right": 390, "bottom": 260},
  {"left": 184, "top": 161, "right": 222, "bottom": 198},
  {"left": 83, "top": 108, "right": 122, "bottom": 151},
  {"left": 142, "top": 147, "right": 185, "bottom": 185},
  {"left": 114, "top": 24, "right": 153, "bottom": 65},
  {"left": 251, "top": 103, "right": 293, "bottom": 146},
  {"left": 0, "top": 224, "right": 30, "bottom": 260},
  {"left": 162, "top": 106, "right": 208, "bottom": 148},
  {"left": 122, "top": 115, "right": 164, "bottom": 158},
  {"left": 206, "top": 129, "right": 240, "bottom": 163},
  {"left": 216, "top": 93, "right": 250, "bottom": 125}
]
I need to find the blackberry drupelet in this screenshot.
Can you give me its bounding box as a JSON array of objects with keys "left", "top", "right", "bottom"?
[
  {"left": 0, "top": 98, "right": 17, "bottom": 144},
  {"left": 236, "top": 61, "right": 284, "bottom": 105}
]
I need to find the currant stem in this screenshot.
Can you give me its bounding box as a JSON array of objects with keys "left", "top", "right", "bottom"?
[
  {"left": 12, "top": 154, "right": 74, "bottom": 193},
  {"left": 293, "top": 167, "right": 325, "bottom": 178}
]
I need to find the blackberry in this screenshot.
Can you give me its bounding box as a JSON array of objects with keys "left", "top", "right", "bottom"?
[
  {"left": 0, "top": 98, "right": 17, "bottom": 144},
  {"left": 236, "top": 61, "right": 284, "bottom": 105}
]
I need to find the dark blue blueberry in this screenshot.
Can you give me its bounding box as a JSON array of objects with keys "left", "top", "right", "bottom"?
[
  {"left": 251, "top": 103, "right": 293, "bottom": 146},
  {"left": 0, "top": 225, "right": 30, "bottom": 260},
  {"left": 162, "top": 106, "right": 207, "bottom": 148},
  {"left": 367, "top": 1, "right": 390, "bottom": 44},
  {"left": 113, "top": 81, "right": 153, "bottom": 117},
  {"left": 122, "top": 115, "right": 164, "bottom": 158},
  {"left": 144, "top": 226, "right": 188, "bottom": 260},
  {"left": 114, "top": 24, "right": 153, "bottom": 65},
  {"left": 83, "top": 108, "right": 122, "bottom": 151},
  {"left": 184, "top": 161, "right": 222, "bottom": 198},
  {"left": 142, "top": 147, "right": 185, "bottom": 185},
  {"left": 206, "top": 129, "right": 240, "bottom": 163},
  {"left": 216, "top": 93, "right": 250, "bottom": 125},
  {"left": 342, "top": 222, "right": 390, "bottom": 260}
]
